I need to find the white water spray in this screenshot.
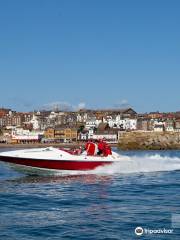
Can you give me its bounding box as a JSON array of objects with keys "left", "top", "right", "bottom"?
[
  {"left": 53, "top": 154, "right": 180, "bottom": 176},
  {"left": 91, "top": 154, "right": 180, "bottom": 175}
]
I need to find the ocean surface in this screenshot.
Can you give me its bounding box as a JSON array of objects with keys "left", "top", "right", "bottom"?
[{"left": 0, "top": 148, "right": 180, "bottom": 240}]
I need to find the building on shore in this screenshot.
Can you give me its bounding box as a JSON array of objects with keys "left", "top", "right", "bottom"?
[
  {"left": 92, "top": 133, "right": 117, "bottom": 143},
  {"left": 3, "top": 108, "right": 180, "bottom": 139},
  {"left": 44, "top": 127, "right": 78, "bottom": 143},
  {"left": 11, "top": 128, "right": 44, "bottom": 144}
]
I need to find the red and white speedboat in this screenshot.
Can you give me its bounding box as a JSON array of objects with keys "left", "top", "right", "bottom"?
[{"left": 0, "top": 147, "right": 120, "bottom": 175}]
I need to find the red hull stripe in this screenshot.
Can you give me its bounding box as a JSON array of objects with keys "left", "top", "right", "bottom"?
[{"left": 0, "top": 156, "right": 113, "bottom": 171}]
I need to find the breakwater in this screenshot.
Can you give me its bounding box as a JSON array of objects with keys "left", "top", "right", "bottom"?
[{"left": 118, "top": 131, "right": 180, "bottom": 150}]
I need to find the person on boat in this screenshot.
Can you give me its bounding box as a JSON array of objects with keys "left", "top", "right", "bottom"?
[
  {"left": 107, "top": 145, "right": 112, "bottom": 155},
  {"left": 97, "top": 139, "right": 112, "bottom": 157},
  {"left": 94, "top": 140, "right": 99, "bottom": 155},
  {"left": 85, "top": 140, "right": 91, "bottom": 151},
  {"left": 73, "top": 146, "right": 83, "bottom": 155},
  {"left": 97, "top": 139, "right": 105, "bottom": 156},
  {"left": 86, "top": 139, "right": 97, "bottom": 156},
  {"left": 103, "top": 143, "right": 112, "bottom": 156}
]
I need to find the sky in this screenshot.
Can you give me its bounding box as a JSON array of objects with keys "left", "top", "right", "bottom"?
[{"left": 0, "top": 0, "right": 179, "bottom": 113}]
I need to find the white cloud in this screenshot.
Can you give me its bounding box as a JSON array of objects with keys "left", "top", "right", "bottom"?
[
  {"left": 75, "top": 102, "right": 86, "bottom": 110},
  {"left": 41, "top": 101, "right": 86, "bottom": 111},
  {"left": 120, "top": 99, "right": 128, "bottom": 105},
  {"left": 42, "top": 101, "right": 72, "bottom": 111},
  {"left": 114, "top": 99, "right": 131, "bottom": 109}
]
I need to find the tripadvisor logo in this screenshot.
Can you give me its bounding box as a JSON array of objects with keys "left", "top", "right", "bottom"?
[{"left": 135, "top": 227, "right": 144, "bottom": 236}]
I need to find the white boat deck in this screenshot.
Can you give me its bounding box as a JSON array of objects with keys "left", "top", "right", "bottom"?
[{"left": 0, "top": 147, "right": 120, "bottom": 162}]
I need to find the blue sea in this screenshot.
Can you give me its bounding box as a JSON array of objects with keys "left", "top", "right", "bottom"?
[{"left": 0, "top": 148, "right": 180, "bottom": 240}]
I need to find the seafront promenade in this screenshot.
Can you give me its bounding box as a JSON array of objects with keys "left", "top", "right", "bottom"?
[
  {"left": 0, "top": 142, "right": 118, "bottom": 149},
  {"left": 0, "top": 142, "right": 82, "bottom": 149}
]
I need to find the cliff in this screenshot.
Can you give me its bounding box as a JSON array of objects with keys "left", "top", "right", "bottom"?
[{"left": 118, "top": 131, "right": 180, "bottom": 150}]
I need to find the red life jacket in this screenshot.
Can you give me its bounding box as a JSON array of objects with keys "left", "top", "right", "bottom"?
[
  {"left": 87, "top": 142, "right": 96, "bottom": 156},
  {"left": 106, "top": 147, "right": 112, "bottom": 155},
  {"left": 85, "top": 142, "right": 91, "bottom": 150},
  {"left": 103, "top": 144, "right": 112, "bottom": 156},
  {"left": 98, "top": 142, "right": 105, "bottom": 151}
]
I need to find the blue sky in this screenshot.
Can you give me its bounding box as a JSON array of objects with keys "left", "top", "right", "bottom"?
[{"left": 0, "top": 0, "right": 179, "bottom": 113}]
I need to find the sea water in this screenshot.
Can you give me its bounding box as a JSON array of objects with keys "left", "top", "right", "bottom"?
[{"left": 0, "top": 148, "right": 180, "bottom": 240}]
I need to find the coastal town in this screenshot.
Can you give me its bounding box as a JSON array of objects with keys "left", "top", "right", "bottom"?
[{"left": 0, "top": 107, "right": 180, "bottom": 146}]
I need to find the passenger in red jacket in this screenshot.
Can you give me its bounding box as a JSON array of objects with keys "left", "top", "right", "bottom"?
[
  {"left": 107, "top": 146, "right": 112, "bottom": 155},
  {"left": 85, "top": 140, "right": 91, "bottom": 151},
  {"left": 104, "top": 144, "right": 112, "bottom": 156},
  {"left": 97, "top": 139, "right": 104, "bottom": 155},
  {"left": 86, "top": 140, "right": 97, "bottom": 156},
  {"left": 97, "top": 139, "right": 112, "bottom": 157}
]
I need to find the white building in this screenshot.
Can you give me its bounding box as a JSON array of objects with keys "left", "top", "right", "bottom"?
[
  {"left": 11, "top": 128, "right": 44, "bottom": 143},
  {"left": 78, "top": 131, "right": 89, "bottom": 141},
  {"left": 165, "top": 120, "right": 175, "bottom": 132},
  {"left": 85, "top": 118, "right": 96, "bottom": 129},
  {"left": 88, "top": 128, "right": 94, "bottom": 139},
  {"left": 153, "top": 121, "right": 165, "bottom": 132},
  {"left": 92, "top": 133, "right": 117, "bottom": 143},
  {"left": 77, "top": 112, "right": 88, "bottom": 122},
  {"left": 166, "top": 126, "right": 174, "bottom": 132},
  {"left": 85, "top": 118, "right": 102, "bottom": 129},
  {"left": 124, "top": 119, "right": 137, "bottom": 130},
  {"left": 30, "top": 114, "right": 40, "bottom": 130},
  {"left": 49, "top": 111, "right": 58, "bottom": 119},
  {"left": 106, "top": 115, "right": 137, "bottom": 130}
]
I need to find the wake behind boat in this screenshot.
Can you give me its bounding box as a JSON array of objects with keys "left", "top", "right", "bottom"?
[{"left": 0, "top": 147, "right": 120, "bottom": 175}]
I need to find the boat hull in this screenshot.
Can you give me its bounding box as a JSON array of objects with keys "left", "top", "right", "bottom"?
[{"left": 0, "top": 155, "right": 113, "bottom": 171}]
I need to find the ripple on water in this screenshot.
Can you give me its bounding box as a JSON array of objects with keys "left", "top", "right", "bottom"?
[{"left": 1, "top": 150, "right": 180, "bottom": 239}]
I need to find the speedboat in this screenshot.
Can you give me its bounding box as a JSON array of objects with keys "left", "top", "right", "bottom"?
[{"left": 0, "top": 147, "right": 120, "bottom": 175}]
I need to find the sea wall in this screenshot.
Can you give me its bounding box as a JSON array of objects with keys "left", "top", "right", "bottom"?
[{"left": 118, "top": 131, "right": 180, "bottom": 150}]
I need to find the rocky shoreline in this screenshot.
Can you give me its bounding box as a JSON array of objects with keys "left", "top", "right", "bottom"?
[{"left": 118, "top": 131, "right": 180, "bottom": 150}]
